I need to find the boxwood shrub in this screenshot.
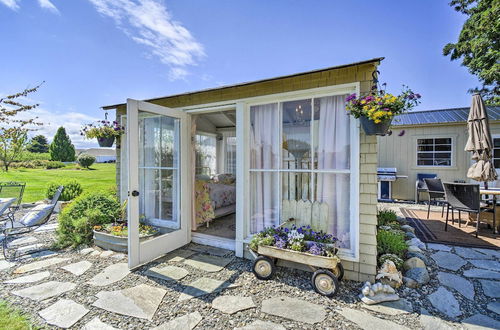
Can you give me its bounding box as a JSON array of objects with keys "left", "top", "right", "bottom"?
[
  {"left": 377, "top": 229, "right": 407, "bottom": 258},
  {"left": 46, "top": 180, "right": 83, "bottom": 201}
]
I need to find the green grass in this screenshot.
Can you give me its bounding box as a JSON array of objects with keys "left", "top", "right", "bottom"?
[
  {"left": 1, "top": 163, "right": 116, "bottom": 203},
  {"left": 0, "top": 300, "right": 37, "bottom": 330}
]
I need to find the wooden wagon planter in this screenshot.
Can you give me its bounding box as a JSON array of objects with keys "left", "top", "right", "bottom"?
[{"left": 249, "top": 245, "right": 344, "bottom": 297}]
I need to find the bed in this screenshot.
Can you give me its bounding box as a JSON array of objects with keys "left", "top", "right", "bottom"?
[{"left": 195, "top": 174, "right": 236, "bottom": 227}]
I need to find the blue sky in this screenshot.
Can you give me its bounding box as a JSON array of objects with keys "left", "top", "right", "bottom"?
[{"left": 0, "top": 0, "right": 479, "bottom": 147}]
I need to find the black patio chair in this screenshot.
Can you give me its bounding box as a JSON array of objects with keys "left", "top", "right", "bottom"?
[
  {"left": 424, "top": 178, "right": 447, "bottom": 219},
  {"left": 415, "top": 173, "right": 437, "bottom": 204},
  {"left": 443, "top": 183, "right": 492, "bottom": 237},
  {"left": 2, "top": 186, "right": 63, "bottom": 260},
  {"left": 0, "top": 182, "right": 26, "bottom": 224}
]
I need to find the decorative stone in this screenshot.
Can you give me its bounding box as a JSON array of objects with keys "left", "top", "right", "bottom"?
[
  {"left": 427, "top": 243, "right": 452, "bottom": 251},
  {"left": 235, "top": 320, "right": 286, "bottom": 330},
  {"left": 487, "top": 301, "right": 500, "bottom": 315},
  {"left": 160, "top": 249, "right": 195, "bottom": 263},
  {"left": 88, "top": 263, "right": 129, "bottom": 286},
  {"left": 39, "top": 299, "right": 89, "bottom": 329},
  {"left": 479, "top": 279, "right": 500, "bottom": 298},
  {"left": 0, "top": 260, "right": 15, "bottom": 271},
  {"left": 188, "top": 244, "right": 231, "bottom": 257},
  {"left": 151, "top": 311, "right": 202, "bottom": 330},
  {"left": 419, "top": 308, "right": 456, "bottom": 330},
  {"left": 16, "top": 244, "right": 44, "bottom": 254},
  {"left": 437, "top": 272, "right": 474, "bottom": 300},
  {"left": 363, "top": 298, "right": 412, "bottom": 315},
  {"left": 79, "top": 248, "right": 95, "bottom": 255},
  {"left": 428, "top": 287, "right": 462, "bottom": 318},
  {"left": 406, "top": 238, "right": 425, "bottom": 249},
  {"left": 339, "top": 307, "right": 410, "bottom": 330},
  {"left": 463, "top": 268, "right": 500, "bottom": 280},
  {"left": 454, "top": 247, "right": 492, "bottom": 260},
  {"left": 93, "top": 284, "right": 166, "bottom": 320},
  {"left": 10, "top": 236, "right": 37, "bottom": 246},
  {"left": 261, "top": 296, "right": 326, "bottom": 324},
  {"left": 13, "top": 257, "right": 70, "bottom": 274},
  {"left": 405, "top": 232, "right": 416, "bottom": 239},
  {"left": 403, "top": 257, "right": 425, "bottom": 271},
  {"left": 212, "top": 296, "right": 255, "bottom": 314},
  {"left": 375, "top": 260, "right": 402, "bottom": 288},
  {"left": 401, "top": 225, "right": 415, "bottom": 233},
  {"left": 90, "top": 250, "right": 101, "bottom": 257},
  {"left": 431, "top": 251, "right": 467, "bottom": 271},
  {"left": 360, "top": 281, "right": 398, "bottom": 305},
  {"left": 61, "top": 261, "right": 92, "bottom": 276},
  {"left": 4, "top": 271, "right": 50, "bottom": 284},
  {"left": 111, "top": 253, "right": 126, "bottom": 260},
  {"left": 404, "top": 267, "right": 429, "bottom": 285},
  {"left": 100, "top": 251, "right": 114, "bottom": 258},
  {"left": 407, "top": 245, "right": 422, "bottom": 253},
  {"left": 82, "top": 317, "right": 119, "bottom": 330},
  {"left": 406, "top": 251, "right": 430, "bottom": 264},
  {"left": 403, "top": 276, "right": 418, "bottom": 289},
  {"left": 20, "top": 250, "right": 58, "bottom": 260},
  {"left": 469, "top": 259, "right": 500, "bottom": 271},
  {"left": 462, "top": 314, "right": 500, "bottom": 330},
  {"left": 183, "top": 254, "right": 232, "bottom": 272},
  {"left": 145, "top": 265, "right": 189, "bottom": 281},
  {"left": 12, "top": 281, "right": 76, "bottom": 301},
  {"left": 178, "top": 277, "right": 238, "bottom": 301}
]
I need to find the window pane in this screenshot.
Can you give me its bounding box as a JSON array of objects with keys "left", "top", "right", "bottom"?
[
  {"left": 225, "top": 136, "right": 237, "bottom": 175},
  {"left": 281, "top": 172, "right": 312, "bottom": 203},
  {"left": 495, "top": 159, "right": 500, "bottom": 168},
  {"left": 417, "top": 139, "right": 433, "bottom": 145},
  {"left": 418, "top": 145, "right": 434, "bottom": 152},
  {"left": 250, "top": 172, "right": 280, "bottom": 233},
  {"left": 195, "top": 134, "right": 216, "bottom": 176},
  {"left": 435, "top": 145, "right": 451, "bottom": 151},
  {"left": 435, "top": 138, "right": 452, "bottom": 144},
  {"left": 417, "top": 159, "right": 434, "bottom": 166},
  {"left": 250, "top": 103, "right": 279, "bottom": 169},
  {"left": 417, "top": 153, "right": 434, "bottom": 159},
  {"left": 282, "top": 99, "right": 312, "bottom": 170},
  {"left": 139, "top": 114, "right": 178, "bottom": 168},
  {"left": 494, "top": 138, "right": 500, "bottom": 148},
  {"left": 494, "top": 149, "right": 500, "bottom": 158},
  {"left": 313, "top": 95, "right": 350, "bottom": 170},
  {"left": 434, "top": 159, "right": 451, "bottom": 166}
]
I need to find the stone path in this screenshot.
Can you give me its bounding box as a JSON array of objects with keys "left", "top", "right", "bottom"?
[{"left": 39, "top": 299, "right": 89, "bottom": 328}]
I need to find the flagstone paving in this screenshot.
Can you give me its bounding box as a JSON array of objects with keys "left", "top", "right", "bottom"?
[
  {"left": 261, "top": 296, "right": 326, "bottom": 324},
  {"left": 454, "top": 246, "right": 493, "bottom": 260},
  {"left": 362, "top": 298, "right": 413, "bottom": 315},
  {"left": 39, "top": 299, "right": 89, "bottom": 328},
  {"left": 183, "top": 254, "right": 232, "bottom": 272},
  {"left": 431, "top": 251, "right": 467, "bottom": 271},
  {"left": 0, "top": 259, "right": 15, "bottom": 271},
  {"left": 212, "top": 295, "right": 256, "bottom": 314},
  {"left": 88, "top": 263, "right": 129, "bottom": 286},
  {"left": 235, "top": 320, "right": 286, "bottom": 330},
  {"left": 12, "top": 280, "right": 75, "bottom": 301},
  {"left": 437, "top": 272, "right": 475, "bottom": 300},
  {"left": 462, "top": 314, "right": 500, "bottom": 330},
  {"left": 159, "top": 248, "right": 195, "bottom": 263},
  {"left": 468, "top": 259, "right": 500, "bottom": 271},
  {"left": 13, "top": 257, "right": 70, "bottom": 274},
  {"left": 4, "top": 271, "right": 50, "bottom": 284},
  {"left": 338, "top": 307, "right": 411, "bottom": 330},
  {"left": 9, "top": 236, "right": 38, "bottom": 246},
  {"left": 479, "top": 279, "right": 500, "bottom": 298},
  {"left": 82, "top": 317, "right": 119, "bottom": 330},
  {"left": 61, "top": 260, "right": 92, "bottom": 276},
  {"left": 151, "top": 311, "right": 202, "bottom": 330},
  {"left": 486, "top": 301, "right": 500, "bottom": 315},
  {"left": 145, "top": 265, "right": 189, "bottom": 281},
  {"left": 178, "top": 277, "right": 238, "bottom": 301}
]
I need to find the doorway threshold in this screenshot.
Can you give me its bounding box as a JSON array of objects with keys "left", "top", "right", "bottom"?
[{"left": 191, "top": 232, "right": 235, "bottom": 251}]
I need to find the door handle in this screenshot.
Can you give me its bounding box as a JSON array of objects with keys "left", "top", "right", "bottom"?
[{"left": 131, "top": 190, "right": 140, "bottom": 197}]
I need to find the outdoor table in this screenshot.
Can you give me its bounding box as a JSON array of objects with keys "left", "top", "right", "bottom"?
[{"left": 479, "top": 189, "right": 500, "bottom": 234}]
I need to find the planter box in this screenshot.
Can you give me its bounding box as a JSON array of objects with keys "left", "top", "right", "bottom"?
[
  {"left": 257, "top": 245, "right": 340, "bottom": 269},
  {"left": 93, "top": 230, "right": 156, "bottom": 253}
]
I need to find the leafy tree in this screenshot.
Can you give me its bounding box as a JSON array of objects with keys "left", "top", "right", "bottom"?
[
  {"left": 49, "top": 127, "right": 76, "bottom": 162},
  {"left": 0, "top": 83, "right": 43, "bottom": 171},
  {"left": 27, "top": 134, "right": 49, "bottom": 153},
  {"left": 443, "top": 0, "right": 500, "bottom": 105}
]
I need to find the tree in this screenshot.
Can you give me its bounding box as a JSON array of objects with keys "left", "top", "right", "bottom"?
[
  {"left": 77, "top": 153, "right": 96, "bottom": 169},
  {"left": 443, "top": 0, "right": 500, "bottom": 105},
  {"left": 0, "top": 83, "right": 43, "bottom": 171},
  {"left": 49, "top": 127, "right": 76, "bottom": 162},
  {"left": 27, "top": 134, "right": 49, "bottom": 153}
]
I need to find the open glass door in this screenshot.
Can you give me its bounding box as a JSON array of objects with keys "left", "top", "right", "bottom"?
[{"left": 127, "top": 99, "right": 191, "bottom": 268}]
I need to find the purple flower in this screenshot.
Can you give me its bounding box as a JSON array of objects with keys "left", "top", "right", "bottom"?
[
  {"left": 415, "top": 93, "right": 421, "bottom": 99},
  {"left": 398, "top": 130, "right": 406, "bottom": 137},
  {"left": 345, "top": 93, "right": 357, "bottom": 102},
  {"left": 275, "top": 238, "right": 287, "bottom": 249},
  {"left": 364, "top": 95, "right": 374, "bottom": 102},
  {"left": 308, "top": 243, "right": 323, "bottom": 256}
]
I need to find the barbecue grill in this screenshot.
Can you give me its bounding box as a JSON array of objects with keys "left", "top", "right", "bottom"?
[{"left": 377, "top": 167, "right": 407, "bottom": 201}]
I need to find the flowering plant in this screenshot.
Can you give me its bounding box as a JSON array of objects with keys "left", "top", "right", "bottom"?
[
  {"left": 345, "top": 85, "right": 421, "bottom": 123},
  {"left": 249, "top": 225, "right": 338, "bottom": 257},
  {"left": 93, "top": 223, "right": 157, "bottom": 237},
  {"left": 81, "top": 120, "right": 124, "bottom": 139}
]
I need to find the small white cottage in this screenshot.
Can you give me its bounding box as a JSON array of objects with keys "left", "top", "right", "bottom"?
[{"left": 103, "top": 58, "right": 382, "bottom": 281}]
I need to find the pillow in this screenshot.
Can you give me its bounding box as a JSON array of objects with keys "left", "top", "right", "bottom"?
[
  {"left": 0, "top": 198, "right": 16, "bottom": 214},
  {"left": 195, "top": 174, "right": 211, "bottom": 181},
  {"left": 216, "top": 173, "right": 235, "bottom": 185},
  {"left": 20, "top": 204, "right": 53, "bottom": 227}
]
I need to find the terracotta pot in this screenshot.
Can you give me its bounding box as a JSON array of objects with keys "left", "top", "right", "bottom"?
[
  {"left": 360, "top": 117, "right": 392, "bottom": 135},
  {"left": 97, "top": 136, "right": 115, "bottom": 147}
]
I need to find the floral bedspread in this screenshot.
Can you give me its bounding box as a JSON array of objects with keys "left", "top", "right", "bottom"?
[
  {"left": 208, "top": 182, "right": 236, "bottom": 209},
  {"left": 195, "top": 180, "right": 215, "bottom": 225}
]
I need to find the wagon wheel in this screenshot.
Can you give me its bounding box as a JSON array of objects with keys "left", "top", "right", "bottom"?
[
  {"left": 252, "top": 256, "right": 276, "bottom": 280},
  {"left": 332, "top": 263, "right": 344, "bottom": 282},
  {"left": 311, "top": 269, "right": 339, "bottom": 297}
]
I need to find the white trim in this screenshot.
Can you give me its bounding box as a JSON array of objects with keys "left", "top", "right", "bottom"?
[
  {"left": 191, "top": 232, "right": 236, "bottom": 251},
  {"left": 235, "top": 101, "right": 248, "bottom": 257}
]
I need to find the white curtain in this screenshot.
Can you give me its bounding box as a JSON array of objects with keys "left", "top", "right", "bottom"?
[
  {"left": 250, "top": 103, "right": 280, "bottom": 233},
  {"left": 316, "top": 95, "right": 351, "bottom": 248}
]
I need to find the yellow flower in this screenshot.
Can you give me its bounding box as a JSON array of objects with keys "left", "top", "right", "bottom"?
[
  {"left": 361, "top": 100, "right": 366, "bottom": 104},
  {"left": 374, "top": 119, "right": 381, "bottom": 124},
  {"left": 363, "top": 105, "right": 369, "bottom": 111}
]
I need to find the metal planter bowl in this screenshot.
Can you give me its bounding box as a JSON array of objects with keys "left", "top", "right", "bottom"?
[
  {"left": 93, "top": 230, "right": 156, "bottom": 253},
  {"left": 97, "top": 136, "right": 115, "bottom": 147},
  {"left": 360, "top": 117, "right": 392, "bottom": 136}
]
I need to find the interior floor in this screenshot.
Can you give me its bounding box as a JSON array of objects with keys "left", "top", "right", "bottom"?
[{"left": 195, "top": 213, "right": 236, "bottom": 239}]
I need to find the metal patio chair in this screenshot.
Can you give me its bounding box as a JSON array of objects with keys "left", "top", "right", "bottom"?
[
  {"left": 0, "top": 182, "right": 26, "bottom": 223},
  {"left": 424, "top": 178, "right": 447, "bottom": 219},
  {"left": 443, "top": 183, "right": 492, "bottom": 237},
  {"left": 2, "top": 186, "right": 63, "bottom": 260},
  {"left": 415, "top": 174, "right": 437, "bottom": 204}
]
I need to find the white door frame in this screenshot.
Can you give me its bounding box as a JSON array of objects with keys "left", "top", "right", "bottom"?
[{"left": 127, "top": 99, "right": 192, "bottom": 269}]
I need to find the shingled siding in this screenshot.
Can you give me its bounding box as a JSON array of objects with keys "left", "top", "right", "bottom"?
[{"left": 114, "top": 60, "right": 380, "bottom": 281}]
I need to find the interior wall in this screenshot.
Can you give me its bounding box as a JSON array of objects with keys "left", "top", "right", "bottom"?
[{"left": 196, "top": 116, "right": 217, "bottom": 133}]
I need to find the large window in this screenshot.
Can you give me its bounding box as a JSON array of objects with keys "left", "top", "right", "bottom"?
[
  {"left": 493, "top": 138, "right": 500, "bottom": 169},
  {"left": 417, "top": 138, "right": 453, "bottom": 166},
  {"left": 249, "top": 94, "right": 353, "bottom": 250},
  {"left": 225, "top": 135, "right": 237, "bottom": 175}
]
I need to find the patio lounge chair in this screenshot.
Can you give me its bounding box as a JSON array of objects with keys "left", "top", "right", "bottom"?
[
  {"left": 0, "top": 198, "right": 17, "bottom": 224},
  {"left": 2, "top": 186, "right": 63, "bottom": 259},
  {"left": 415, "top": 174, "right": 437, "bottom": 204},
  {"left": 424, "top": 178, "right": 447, "bottom": 219},
  {"left": 443, "top": 183, "right": 492, "bottom": 237},
  {"left": 0, "top": 182, "right": 26, "bottom": 223}
]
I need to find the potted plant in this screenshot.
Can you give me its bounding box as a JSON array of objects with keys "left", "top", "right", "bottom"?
[
  {"left": 345, "top": 85, "right": 421, "bottom": 135},
  {"left": 81, "top": 120, "right": 124, "bottom": 147}
]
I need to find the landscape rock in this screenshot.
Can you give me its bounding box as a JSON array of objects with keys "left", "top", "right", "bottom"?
[
  {"left": 403, "top": 257, "right": 426, "bottom": 271},
  {"left": 402, "top": 276, "right": 418, "bottom": 288},
  {"left": 431, "top": 251, "right": 467, "bottom": 271},
  {"left": 426, "top": 243, "right": 452, "bottom": 252},
  {"left": 375, "top": 260, "right": 402, "bottom": 288},
  {"left": 400, "top": 225, "right": 415, "bottom": 233},
  {"left": 406, "top": 238, "right": 425, "bottom": 249},
  {"left": 39, "top": 299, "right": 89, "bottom": 328},
  {"left": 261, "top": 296, "right": 326, "bottom": 324},
  {"left": 428, "top": 287, "right": 462, "bottom": 318},
  {"left": 437, "top": 272, "right": 474, "bottom": 300},
  {"left": 405, "top": 267, "right": 430, "bottom": 285},
  {"left": 407, "top": 245, "right": 422, "bottom": 253},
  {"left": 360, "top": 281, "right": 398, "bottom": 305},
  {"left": 406, "top": 251, "right": 430, "bottom": 264},
  {"left": 405, "top": 232, "right": 416, "bottom": 239}
]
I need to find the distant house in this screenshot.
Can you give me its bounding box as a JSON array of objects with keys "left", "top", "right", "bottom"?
[
  {"left": 378, "top": 106, "right": 500, "bottom": 201},
  {"left": 76, "top": 148, "right": 116, "bottom": 163}
]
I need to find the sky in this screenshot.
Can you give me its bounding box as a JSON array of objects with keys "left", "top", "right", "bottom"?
[{"left": 0, "top": 0, "right": 480, "bottom": 148}]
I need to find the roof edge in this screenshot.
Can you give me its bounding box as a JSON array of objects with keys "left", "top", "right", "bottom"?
[{"left": 102, "top": 57, "right": 384, "bottom": 110}]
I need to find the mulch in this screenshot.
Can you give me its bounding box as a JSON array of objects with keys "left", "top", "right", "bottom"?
[{"left": 401, "top": 208, "right": 500, "bottom": 250}]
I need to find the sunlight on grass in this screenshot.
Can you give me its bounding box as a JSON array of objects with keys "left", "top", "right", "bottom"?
[
  {"left": 0, "top": 300, "right": 37, "bottom": 330},
  {"left": 1, "top": 163, "right": 116, "bottom": 203}
]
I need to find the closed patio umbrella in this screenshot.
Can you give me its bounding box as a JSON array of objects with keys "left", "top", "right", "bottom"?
[{"left": 466, "top": 94, "right": 498, "bottom": 185}]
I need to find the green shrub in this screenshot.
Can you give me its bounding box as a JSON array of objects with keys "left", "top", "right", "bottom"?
[
  {"left": 17, "top": 151, "right": 51, "bottom": 161},
  {"left": 377, "top": 209, "right": 398, "bottom": 226},
  {"left": 45, "top": 161, "right": 66, "bottom": 169},
  {"left": 378, "top": 253, "right": 404, "bottom": 269},
  {"left": 77, "top": 153, "right": 96, "bottom": 169},
  {"left": 56, "top": 191, "right": 121, "bottom": 248},
  {"left": 46, "top": 180, "right": 83, "bottom": 201},
  {"left": 377, "top": 229, "right": 407, "bottom": 258}
]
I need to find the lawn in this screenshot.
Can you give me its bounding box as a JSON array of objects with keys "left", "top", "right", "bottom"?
[
  {"left": 0, "top": 300, "right": 37, "bottom": 330},
  {"left": 1, "top": 163, "right": 116, "bottom": 203}
]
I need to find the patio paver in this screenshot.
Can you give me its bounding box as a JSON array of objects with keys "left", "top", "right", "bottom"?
[
  {"left": 437, "top": 272, "right": 475, "bottom": 300},
  {"left": 235, "top": 320, "right": 286, "bottom": 330},
  {"left": 145, "top": 265, "right": 189, "bottom": 281},
  {"left": 462, "top": 314, "right": 500, "bottom": 330},
  {"left": 4, "top": 271, "right": 50, "bottom": 284},
  {"left": 454, "top": 247, "right": 493, "bottom": 260},
  {"left": 88, "top": 263, "right": 129, "bottom": 286},
  {"left": 486, "top": 301, "right": 500, "bottom": 315},
  {"left": 339, "top": 307, "right": 410, "bottom": 330},
  {"left": 183, "top": 254, "right": 232, "bottom": 272},
  {"left": 0, "top": 260, "right": 15, "bottom": 271},
  {"left": 212, "top": 295, "right": 256, "bottom": 314},
  {"left": 463, "top": 268, "right": 500, "bottom": 280},
  {"left": 427, "top": 243, "right": 452, "bottom": 252},
  {"left": 428, "top": 287, "right": 462, "bottom": 318},
  {"left": 468, "top": 259, "right": 500, "bottom": 271},
  {"left": 10, "top": 236, "right": 37, "bottom": 246},
  {"left": 151, "top": 311, "right": 202, "bottom": 330},
  {"left": 61, "top": 261, "right": 93, "bottom": 276},
  {"left": 12, "top": 281, "right": 75, "bottom": 301},
  {"left": 479, "top": 279, "right": 500, "bottom": 298},
  {"left": 39, "top": 299, "right": 89, "bottom": 328},
  {"left": 13, "top": 257, "right": 70, "bottom": 274},
  {"left": 82, "top": 317, "right": 119, "bottom": 330},
  {"left": 262, "top": 296, "right": 326, "bottom": 324},
  {"left": 431, "top": 251, "right": 467, "bottom": 271},
  {"left": 159, "top": 249, "right": 195, "bottom": 263},
  {"left": 178, "top": 277, "right": 238, "bottom": 301},
  {"left": 362, "top": 298, "right": 413, "bottom": 315}
]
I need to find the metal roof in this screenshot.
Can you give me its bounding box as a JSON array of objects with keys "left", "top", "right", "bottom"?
[{"left": 393, "top": 106, "right": 500, "bottom": 126}]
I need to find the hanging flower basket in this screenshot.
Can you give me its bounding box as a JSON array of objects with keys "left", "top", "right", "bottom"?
[
  {"left": 360, "top": 117, "right": 392, "bottom": 136},
  {"left": 97, "top": 136, "right": 115, "bottom": 147}
]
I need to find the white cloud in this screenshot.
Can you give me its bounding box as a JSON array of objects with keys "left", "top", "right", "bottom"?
[
  {"left": 37, "top": 0, "right": 59, "bottom": 14},
  {"left": 88, "top": 0, "right": 205, "bottom": 80},
  {"left": 0, "top": 0, "right": 20, "bottom": 10}
]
